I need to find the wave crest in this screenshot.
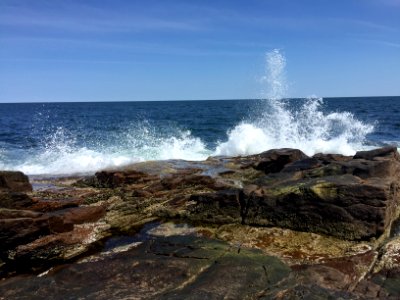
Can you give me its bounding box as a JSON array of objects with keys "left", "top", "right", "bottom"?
[{"left": 215, "top": 98, "right": 374, "bottom": 157}]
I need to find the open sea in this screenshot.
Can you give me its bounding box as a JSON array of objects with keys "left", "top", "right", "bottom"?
[{"left": 0, "top": 96, "right": 399, "bottom": 176}]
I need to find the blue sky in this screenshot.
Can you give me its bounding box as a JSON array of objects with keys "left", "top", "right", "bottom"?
[{"left": 0, "top": 0, "right": 399, "bottom": 102}]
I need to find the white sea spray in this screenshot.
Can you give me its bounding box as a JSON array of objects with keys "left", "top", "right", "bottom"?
[
  {"left": 6, "top": 124, "right": 210, "bottom": 176},
  {"left": 215, "top": 49, "right": 374, "bottom": 157}
]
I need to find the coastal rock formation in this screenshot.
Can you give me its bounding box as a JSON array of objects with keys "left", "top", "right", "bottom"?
[
  {"left": 0, "top": 230, "right": 291, "bottom": 300},
  {"left": 0, "top": 171, "right": 33, "bottom": 209},
  {"left": 0, "top": 171, "right": 32, "bottom": 193},
  {"left": 92, "top": 146, "right": 400, "bottom": 240},
  {"left": 240, "top": 146, "right": 400, "bottom": 240},
  {"left": 1, "top": 147, "right": 400, "bottom": 299},
  {"left": 0, "top": 182, "right": 110, "bottom": 276}
]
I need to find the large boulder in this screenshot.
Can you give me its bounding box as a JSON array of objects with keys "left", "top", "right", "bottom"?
[
  {"left": 0, "top": 171, "right": 33, "bottom": 209},
  {"left": 181, "top": 147, "right": 400, "bottom": 240},
  {"left": 0, "top": 171, "right": 32, "bottom": 193},
  {"left": 241, "top": 147, "right": 400, "bottom": 240},
  {"left": 250, "top": 148, "right": 308, "bottom": 173}
]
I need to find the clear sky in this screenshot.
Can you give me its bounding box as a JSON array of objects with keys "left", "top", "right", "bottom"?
[{"left": 1, "top": 0, "right": 399, "bottom": 102}]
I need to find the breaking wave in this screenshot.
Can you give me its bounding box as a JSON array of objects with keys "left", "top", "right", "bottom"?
[
  {"left": 0, "top": 125, "right": 211, "bottom": 176},
  {"left": 215, "top": 97, "right": 374, "bottom": 157},
  {"left": 215, "top": 50, "right": 374, "bottom": 157}
]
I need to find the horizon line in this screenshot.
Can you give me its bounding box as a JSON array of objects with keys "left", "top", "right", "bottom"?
[{"left": 0, "top": 95, "right": 399, "bottom": 104}]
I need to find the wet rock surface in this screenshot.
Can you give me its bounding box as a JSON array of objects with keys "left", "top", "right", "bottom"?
[
  {"left": 0, "top": 225, "right": 290, "bottom": 300},
  {"left": 1, "top": 147, "right": 400, "bottom": 299}
]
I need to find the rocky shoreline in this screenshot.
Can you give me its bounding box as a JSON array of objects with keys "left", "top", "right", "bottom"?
[{"left": 1, "top": 146, "right": 400, "bottom": 299}]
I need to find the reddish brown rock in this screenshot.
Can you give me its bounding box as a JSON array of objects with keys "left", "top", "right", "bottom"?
[
  {"left": 254, "top": 148, "right": 308, "bottom": 173},
  {"left": 49, "top": 206, "right": 106, "bottom": 225},
  {"left": 95, "top": 169, "right": 157, "bottom": 188},
  {"left": 29, "top": 199, "right": 80, "bottom": 212},
  {"left": 241, "top": 147, "right": 400, "bottom": 240},
  {"left": 0, "top": 171, "right": 32, "bottom": 193},
  {"left": 0, "top": 213, "right": 51, "bottom": 252},
  {"left": 0, "top": 192, "right": 33, "bottom": 209},
  {"left": 354, "top": 146, "right": 400, "bottom": 160},
  {"left": 160, "top": 173, "right": 224, "bottom": 190},
  {"left": 292, "top": 250, "right": 377, "bottom": 291},
  {"left": 237, "top": 148, "right": 308, "bottom": 173}
]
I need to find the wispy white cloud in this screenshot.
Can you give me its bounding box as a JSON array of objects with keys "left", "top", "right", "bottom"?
[
  {"left": 347, "top": 19, "right": 398, "bottom": 32},
  {"left": 356, "top": 38, "right": 400, "bottom": 48},
  {"left": 0, "top": 1, "right": 206, "bottom": 33},
  {"left": 379, "top": 0, "right": 400, "bottom": 7},
  {"left": 0, "top": 15, "right": 204, "bottom": 33},
  {"left": 0, "top": 36, "right": 258, "bottom": 59},
  {"left": 323, "top": 17, "right": 398, "bottom": 33},
  {"left": 0, "top": 57, "right": 137, "bottom": 64},
  {"left": 0, "top": 1, "right": 335, "bottom": 36}
]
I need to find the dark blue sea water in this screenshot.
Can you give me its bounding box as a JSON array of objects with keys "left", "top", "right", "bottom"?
[{"left": 0, "top": 97, "right": 399, "bottom": 176}]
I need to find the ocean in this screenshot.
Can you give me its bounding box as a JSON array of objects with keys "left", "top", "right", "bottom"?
[
  {"left": 0, "top": 96, "right": 399, "bottom": 176},
  {"left": 1, "top": 50, "right": 399, "bottom": 176}
]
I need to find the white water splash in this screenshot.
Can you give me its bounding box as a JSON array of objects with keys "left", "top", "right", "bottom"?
[
  {"left": 3, "top": 125, "right": 210, "bottom": 176},
  {"left": 260, "top": 49, "right": 288, "bottom": 100},
  {"left": 215, "top": 49, "right": 374, "bottom": 157}
]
